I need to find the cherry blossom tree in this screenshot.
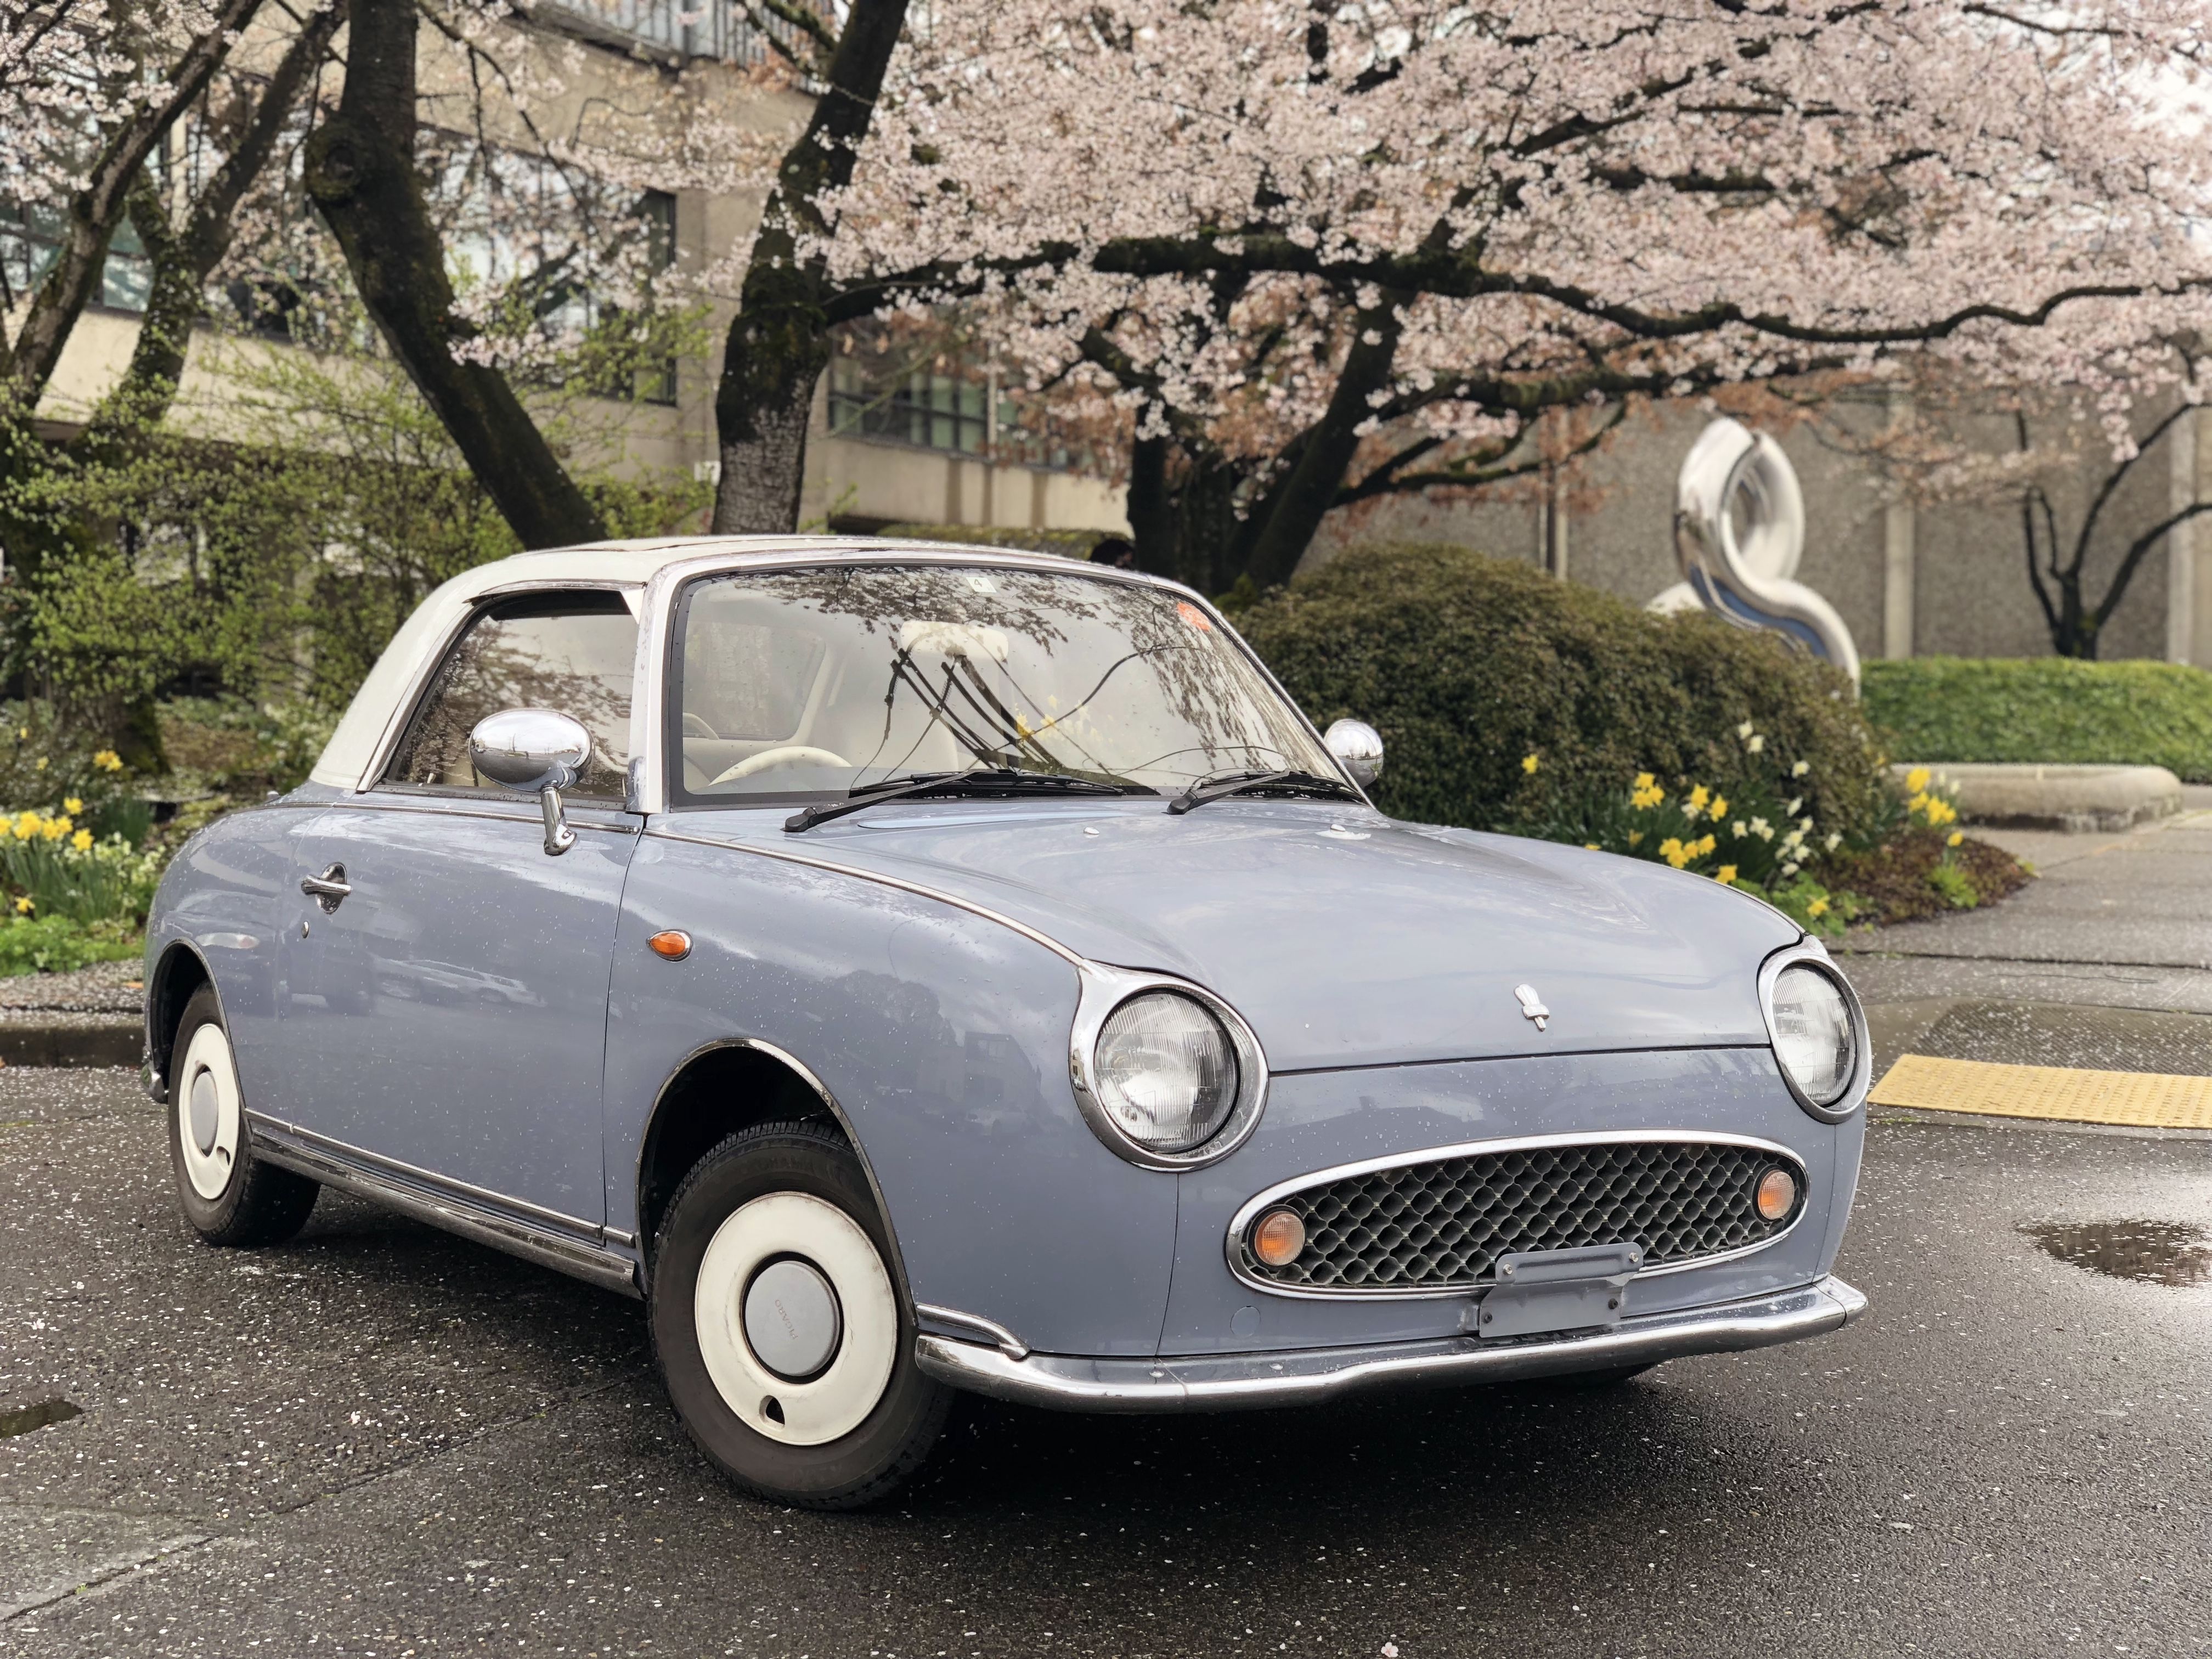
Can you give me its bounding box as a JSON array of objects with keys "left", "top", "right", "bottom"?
[
  {"left": 0, "top": 0, "right": 270, "bottom": 415},
  {"left": 797, "top": 0, "right": 2212, "bottom": 587}
]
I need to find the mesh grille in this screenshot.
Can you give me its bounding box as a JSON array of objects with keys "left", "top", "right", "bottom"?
[{"left": 1242, "top": 1139, "right": 1803, "bottom": 1293}]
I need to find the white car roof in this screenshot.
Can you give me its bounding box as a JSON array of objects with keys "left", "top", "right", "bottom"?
[{"left": 306, "top": 534, "right": 1105, "bottom": 791}]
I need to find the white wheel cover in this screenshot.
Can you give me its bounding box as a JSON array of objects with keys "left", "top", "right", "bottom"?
[
  {"left": 176, "top": 1022, "right": 243, "bottom": 1202},
  {"left": 694, "top": 1192, "right": 898, "bottom": 1447}
]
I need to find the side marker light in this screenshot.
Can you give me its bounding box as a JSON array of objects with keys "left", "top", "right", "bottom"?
[
  {"left": 648, "top": 930, "right": 692, "bottom": 961},
  {"left": 1251, "top": 1207, "right": 1307, "bottom": 1267}
]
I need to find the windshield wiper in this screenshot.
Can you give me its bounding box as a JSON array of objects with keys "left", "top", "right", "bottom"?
[
  {"left": 1166, "top": 768, "right": 1363, "bottom": 816},
  {"left": 785, "top": 768, "right": 1153, "bottom": 833}
]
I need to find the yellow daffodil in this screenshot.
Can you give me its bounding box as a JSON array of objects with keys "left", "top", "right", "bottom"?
[
  {"left": 32, "top": 757, "right": 46, "bottom": 771},
  {"left": 1708, "top": 795, "right": 1729, "bottom": 821},
  {"left": 1735, "top": 721, "right": 1754, "bottom": 740},
  {"left": 1659, "top": 836, "right": 1690, "bottom": 868},
  {"left": 1745, "top": 735, "right": 1764, "bottom": 754},
  {"left": 1687, "top": 784, "right": 1710, "bottom": 811},
  {"left": 1584, "top": 842, "right": 1601, "bottom": 851},
  {"left": 70, "top": 828, "right": 91, "bottom": 852},
  {"left": 1947, "top": 830, "right": 1964, "bottom": 848},
  {"left": 1634, "top": 772, "right": 1656, "bottom": 791},
  {"left": 12, "top": 812, "right": 37, "bottom": 841},
  {"left": 1715, "top": 865, "right": 1738, "bottom": 885},
  {"left": 1521, "top": 753, "right": 1541, "bottom": 775},
  {"left": 1905, "top": 766, "right": 1931, "bottom": 794},
  {"left": 1792, "top": 760, "right": 1810, "bottom": 777},
  {"left": 93, "top": 750, "right": 123, "bottom": 772},
  {"left": 1630, "top": 782, "right": 1664, "bottom": 809},
  {"left": 13, "top": 896, "right": 31, "bottom": 914},
  {"left": 1694, "top": 833, "right": 1717, "bottom": 856},
  {"left": 1627, "top": 830, "right": 1643, "bottom": 847},
  {"left": 63, "top": 797, "right": 82, "bottom": 815},
  {"left": 40, "top": 817, "right": 65, "bottom": 841},
  {"left": 1808, "top": 897, "right": 1830, "bottom": 918}
]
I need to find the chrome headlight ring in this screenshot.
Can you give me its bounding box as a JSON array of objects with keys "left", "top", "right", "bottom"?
[
  {"left": 1068, "top": 963, "right": 1269, "bottom": 1171},
  {"left": 1758, "top": 939, "right": 1871, "bottom": 1124}
]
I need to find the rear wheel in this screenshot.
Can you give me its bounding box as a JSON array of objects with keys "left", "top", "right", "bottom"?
[
  {"left": 168, "top": 986, "right": 319, "bottom": 1247},
  {"left": 650, "top": 1122, "right": 949, "bottom": 1510}
]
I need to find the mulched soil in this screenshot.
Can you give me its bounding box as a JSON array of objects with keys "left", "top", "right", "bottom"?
[{"left": 1818, "top": 827, "right": 2031, "bottom": 926}]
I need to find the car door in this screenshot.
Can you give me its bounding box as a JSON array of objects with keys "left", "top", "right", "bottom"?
[{"left": 271, "top": 589, "right": 640, "bottom": 1226}]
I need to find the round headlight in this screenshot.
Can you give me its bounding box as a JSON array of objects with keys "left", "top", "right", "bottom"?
[
  {"left": 1093, "top": 992, "right": 1239, "bottom": 1153},
  {"left": 1769, "top": 963, "right": 1857, "bottom": 1107}
]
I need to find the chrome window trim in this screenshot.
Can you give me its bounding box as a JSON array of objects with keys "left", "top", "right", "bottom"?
[
  {"left": 1066, "top": 964, "right": 1271, "bottom": 1172},
  {"left": 355, "top": 578, "right": 646, "bottom": 796},
  {"left": 1222, "top": 1128, "right": 1812, "bottom": 1301},
  {"left": 627, "top": 544, "right": 1368, "bottom": 816},
  {"left": 1759, "top": 938, "right": 1871, "bottom": 1123}
]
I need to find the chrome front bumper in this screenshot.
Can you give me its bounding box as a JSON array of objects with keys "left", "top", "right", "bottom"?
[{"left": 913, "top": 1274, "right": 1866, "bottom": 1413}]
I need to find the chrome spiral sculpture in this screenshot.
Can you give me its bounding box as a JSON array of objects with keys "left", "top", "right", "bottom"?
[{"left": 1650, "top": 417, "right": 1860, "bottom": 691}]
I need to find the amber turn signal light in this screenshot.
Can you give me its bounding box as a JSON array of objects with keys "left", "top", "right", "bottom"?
[
  {"left": 647, "top": 930, "right": 692, "bottom": 961},
  {"left": 1754, "top": 1166, "right": 1798, "bottom": 1222},
  {"left": 1251, "top": 1207, "right": 1307, "bottom": 1267}
]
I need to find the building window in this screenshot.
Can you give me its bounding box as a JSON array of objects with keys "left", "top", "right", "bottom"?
[
  {"left": 534, "top": 0, "right": 832, "bottom": 65},
  {"left": 830, "top": 359, "right": 991, "bottom": 455},
  {"left": 1, "top": 204, "right": 151, "bottom": 314}
]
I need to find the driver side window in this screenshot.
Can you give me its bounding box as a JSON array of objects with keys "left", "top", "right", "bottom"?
[{"left": 385, "top": 592, "right": 637, "bottom": 798}]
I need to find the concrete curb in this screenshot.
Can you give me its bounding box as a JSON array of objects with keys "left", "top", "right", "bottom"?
[
  {"left": 1893, "top": 761, "right": 2182, "bottom": 833},
  {"left": 0, "top": 1018, "right": 140, "bottom": 1068}
]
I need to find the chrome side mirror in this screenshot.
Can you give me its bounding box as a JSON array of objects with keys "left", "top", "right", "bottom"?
[
  {"left": 1323, "top": 719, "right": 1384, "bottom": 789},
  {"left": 470, "top": 708, "right": 592, "bottom": 856}
]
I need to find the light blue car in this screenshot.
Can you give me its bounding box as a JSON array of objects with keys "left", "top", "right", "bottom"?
[{"left": 144, "top": 538, "right": 1869, "bottom": 1509}]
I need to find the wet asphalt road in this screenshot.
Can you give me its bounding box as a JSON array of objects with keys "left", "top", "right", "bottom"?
[{"left": 2, "top": 1069, "right": 2210, "bottom": 1658}]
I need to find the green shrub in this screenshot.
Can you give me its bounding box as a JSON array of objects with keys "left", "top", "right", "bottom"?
[
  {"left": 1237, "top": 544, "right": 1888, "bottom": 847},
  {"left": 1863, "top": 657, "right": 2212, "bottom": 781},
  {"left": 0, "top": 915, "right": 140, "bottom": 976}
]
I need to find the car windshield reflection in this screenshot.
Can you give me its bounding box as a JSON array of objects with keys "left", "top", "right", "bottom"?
[{"left": 672, "top": 566, "right": 1333, "bottom": 802}]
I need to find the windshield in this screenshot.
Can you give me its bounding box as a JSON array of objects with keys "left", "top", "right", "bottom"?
[{"left": 669, "top": 565, "right": 1335, "bottom": 802}]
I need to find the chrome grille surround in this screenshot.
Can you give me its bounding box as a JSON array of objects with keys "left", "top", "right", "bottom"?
[{"left": 1227, "top": 1131, "right": 1809, "bottom": 1300}]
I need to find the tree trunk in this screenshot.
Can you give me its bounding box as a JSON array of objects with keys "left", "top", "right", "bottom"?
[
  {"left": 1239, "top": 297, "right": 1405, "bottom": 589},
  {"left": 305, "top": 0, "right": 604, "bottom": 551},
  {"left": 709, "top": 0, "right": 910, "bottom": 534}
]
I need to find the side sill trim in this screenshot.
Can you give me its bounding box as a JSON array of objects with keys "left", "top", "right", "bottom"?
[
  {"left": 246, "top": 1113, "right": 640, "bottom": 1297},
  {"left": 914, "top": 1275, "right": 1866, "bottom": 1414}
]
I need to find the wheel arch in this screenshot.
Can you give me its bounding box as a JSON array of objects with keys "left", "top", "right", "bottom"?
[
  {"left": 145, "top": 939, "right": 221, "bottom": 1104},
  {"left": 633, "top": 1038, "right": 912, "bottom": 1307}
]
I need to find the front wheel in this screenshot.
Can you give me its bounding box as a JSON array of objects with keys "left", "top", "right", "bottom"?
[
  {"left": 169, "top": 986, "right": 319, "bottom": 1247},
  {"left": 650, "top": 1122, "right": 949, "bottom": 1510}
]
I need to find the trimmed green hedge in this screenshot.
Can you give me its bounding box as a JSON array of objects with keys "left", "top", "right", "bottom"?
[
  {"left": 1235, "top": 543, "right": 1887, "bottom": 843},
  {"left": 1862, "top": 657, "right": 2212, "bottom": 782}
]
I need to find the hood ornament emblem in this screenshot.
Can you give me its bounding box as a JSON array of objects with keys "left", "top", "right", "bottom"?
[{"left": 1514, "top": 984, "right": 1551, "bottom": 1032}]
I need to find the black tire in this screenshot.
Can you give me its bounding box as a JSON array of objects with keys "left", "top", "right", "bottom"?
[
  {"left": 168, "top": 986, "right": 319, "bottom": 1248},
  {"left": 650, "top": 1121, "right": 950, "bottom": 1510}
]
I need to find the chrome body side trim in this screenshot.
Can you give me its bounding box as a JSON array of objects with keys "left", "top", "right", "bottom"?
[
  {"left": 642, "top": 828, "right": 1088, "bottom": 968},
  {"left": 1222, "top": 1129, "right": 1812, "bottom": 1301},
  {"left": 1759, "top": 938, "right": 1871, "bottom": 1123},
  {"left": 914, "top": 1304, "right": 1031, "bottom": 1361},
  {"left": 245, "top": 1111, "right": 640, "bottom": 1296},
  {"left": 1066, "top": 962, "right": 1271, "bottom": 1171},
  {"left": 915, "top": 1275, "right": 1866, "bottom": 1414}
]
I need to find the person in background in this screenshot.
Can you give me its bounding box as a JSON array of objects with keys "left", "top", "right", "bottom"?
[{"left": 1090, "top": 535, "right": 1137, "bottom": 569}]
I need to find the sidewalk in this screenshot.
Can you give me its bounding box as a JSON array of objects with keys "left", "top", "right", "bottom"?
[{"left": 1838, "top": 789, "right": 2212, "bottom": 1103}]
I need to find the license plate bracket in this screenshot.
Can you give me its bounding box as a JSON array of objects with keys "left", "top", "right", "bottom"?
[{"left": 1473, "top": 1242, "right": 1643, "bottom": 1339}]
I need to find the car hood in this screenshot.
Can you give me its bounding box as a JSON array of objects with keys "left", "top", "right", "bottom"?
[{"left": 704, "top": 798, "right": 1802, "bottom": 1074}]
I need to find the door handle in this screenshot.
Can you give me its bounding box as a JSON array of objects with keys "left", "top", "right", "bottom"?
[{"left": 301, "top": 864, "right": 351, "bottom": 913}]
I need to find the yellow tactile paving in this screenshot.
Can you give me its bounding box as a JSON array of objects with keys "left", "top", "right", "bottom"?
[{"left": 1870, "top": 1053, "right": 2212, "bottom": 1130}]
